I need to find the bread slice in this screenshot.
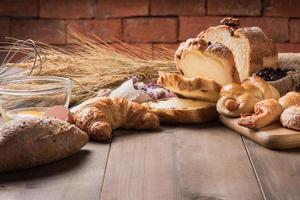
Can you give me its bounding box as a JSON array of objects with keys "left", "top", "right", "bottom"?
[
  {"left": 157, "top": 71, "right": 221, "bottom": 102},
  {"left": 144, "top": 97, "right": 217, "bottom": 124},
  {"left": 175, "top": 38, "right": 240, "bottom": 86},
  {"left": 200, "top": 25, "right": 278, "bottom": 81},
  {"left": 0, "top": 117, "right": 89, "bottom": 172}
]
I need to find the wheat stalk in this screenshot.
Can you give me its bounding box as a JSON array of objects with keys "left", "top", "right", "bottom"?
[{"left": 10, "top": 29, "right": 176, "bottom": 106}]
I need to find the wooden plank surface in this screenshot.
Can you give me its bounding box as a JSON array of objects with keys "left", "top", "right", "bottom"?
[
  {"left": 220, "top": 116, "right": 300, "bottom": 149},
  {"left": 100, "top": 123, "right": 264, "bottom": 200},
  {"left": 0, "top": 142, "right": 110, "bottom": 200},
  {"left": 244, "top": 138, "right": 300, "bottom": 200}
]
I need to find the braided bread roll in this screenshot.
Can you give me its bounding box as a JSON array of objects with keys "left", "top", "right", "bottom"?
[
  {"left": 217, "top": 76, "right": 280, "bottom": 117},
  {"left": 73, "top": 97, "right": 159, "bottom": 142}
]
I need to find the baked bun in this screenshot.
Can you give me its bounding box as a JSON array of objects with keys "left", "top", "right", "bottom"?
[
  {"left": 278, "top": 91, "right": 300, "bottom": 110},
  {"left": 217, "top": 76, "right": 280, "bottom": 117},
  {"left": 280, "top": 106, "right": 300, "bottom": 131},
  {"left": 157, "top": 71, "right": 221, "bottom": 102},
  {"left": 144, "top": 97, "right": 217, "bottom": 124},
  {"left": 175, "top": 37, "right": 240, "bottom": 86}
]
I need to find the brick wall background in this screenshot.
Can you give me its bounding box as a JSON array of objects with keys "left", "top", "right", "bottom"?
[{"left": 0, "top": 0, "right": 300, "bottom": 53}]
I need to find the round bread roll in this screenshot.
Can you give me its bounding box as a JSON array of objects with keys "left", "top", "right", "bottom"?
[{"left": 280, "top": 106, "right": 300, "bottom": 131}]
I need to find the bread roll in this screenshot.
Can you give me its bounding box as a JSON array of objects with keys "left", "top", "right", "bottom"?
[
  {"left": 278, "top": 91, "right": 300, "bottom": 110},
  {"left": 0, "top": 117, "right": 89, "bottom": 172},
  {"left": 217, "top": 76, "right": 280, "bottom": 117},
  {"left": 280, "top": 106, "right": 300, "bottom": 131},
  {"left": 238, "top": 99, "right": 283, "bottom": 129}
]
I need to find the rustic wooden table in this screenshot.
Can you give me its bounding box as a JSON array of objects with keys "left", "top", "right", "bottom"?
[{"left": 1, "top": 122, "right": 300, "bottom": 200}]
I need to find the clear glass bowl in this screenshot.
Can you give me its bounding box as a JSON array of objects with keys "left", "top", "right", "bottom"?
[{"left": 0, "top": 76, "right": 72, "bottom": 121}]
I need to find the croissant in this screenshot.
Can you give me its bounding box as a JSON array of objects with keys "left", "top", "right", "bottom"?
[
  {"left": 238, "top": 92, "right": 300, "bottom": 129},
  {"left": 238, "top": 99, "right": 283, "bottom": 129},
  {"left": 217, "top": 76, "right": 280, "bottom": 117},
  {"left": 73, "top": 97, "right": 160, "bottom": 142}
]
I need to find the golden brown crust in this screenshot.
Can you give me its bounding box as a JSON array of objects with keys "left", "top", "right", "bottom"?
[
  {"left": 73, "top": 97, "right": 160, "bottom": 142},
  {"left": 217, "top": 77, "right": 280, "bottom": 117},
  {"left": 238, "top": 99, "right": 283, "bottom": 129},
  {"left": 157, "top": 71, "right": 221, "bottom": 102},
  {"left": 278, "top": 91, "right": 300, "bottom": 110},
  {"left": 201, "top": 25, "right": 278, "bottom": 81},
  {"left": 175, "top": 37, "right": 240, "bottom": 84},
  {"left": 241, "top": 76, "right": 280, "bottom": 100},
  {"left": 236, "top": 27, "right": 278, "bottom": 74},
  {"left": 217, "top": 93, "right": 260, "bottom": 117},
  {"left": 144, "top": 97, "right": 217, "bottom": 124},
  {"left": 280, "top": 106, "right": 300, "bottom": 131},
  {"left": 0, "top": 117, "right": 89, "bottom": 172}
]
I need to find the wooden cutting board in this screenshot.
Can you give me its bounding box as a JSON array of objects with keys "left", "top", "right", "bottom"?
[{"left": 219, "top": 115, "right": 300, "bottom": 149}]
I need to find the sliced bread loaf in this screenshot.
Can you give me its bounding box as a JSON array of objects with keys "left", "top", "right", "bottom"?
[
  {"left": 175, "top": 38, "right": 240, "bottom": 86},
  {"left": 200, "top": 24, "right": 278, "bottom": 81}
]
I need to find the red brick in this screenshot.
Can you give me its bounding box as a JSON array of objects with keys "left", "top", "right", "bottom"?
[
  {"left": 241, "top": 17, "right": 289, "bottom": 42},
  {"left": 11, "top": 20, "right": 65, "bottom": 45},
  {"left": 0, "top": 18, "right": 9, "bottom": 41},
  {"left": 207, "top": 0, "right": 261, "bottom": 16},
  {"left": 152, "top": 43, "right": 179, "bottom": 59},
  {"left": 126, "top": 43, "right": 153, "bottom": 59},
  {"left": 40, "top": 0, "right": 94, "bottom": 19},
  {"left": 290, "top": 19, "right": 300, "bottom": 43},
  {"left": 96, "top": 0, "right": 148, "bottom": 18},
  {"left": 276, "top": 43, "right": 300, "bottom": 53},
  {"left": 179, "top": 16, "right": 223, "bottom": 41},
  {"left": 264, "top": 0, "right": 300, "bottom": 17},
  {"left": 67, "top": 19, "right": 122, "bottom": 43},
  {"left": 151, "top": 0, "right": 205, "bottom": 16},
  {"left": 0, "top": 0, "right": 38, "bottom": 17},
  {"left": 123, "top": 18, "right": 177, "bottom": 43}
]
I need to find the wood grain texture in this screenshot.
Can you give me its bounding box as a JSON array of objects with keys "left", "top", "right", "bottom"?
[
  {"left": 244, "top": 138, "right": 300, "bottom": 200},
  {"left": 220, "top": 115, "right": 300, "bottom": 149},
  {"left": 0, "top": 142, "right": 110, "bottom": 200},
  {"left": 174, "top": 125, "right": 263, "bottom": 200},
  {"left": 100, "top": 124, "right": 264, "bottom": 200}
]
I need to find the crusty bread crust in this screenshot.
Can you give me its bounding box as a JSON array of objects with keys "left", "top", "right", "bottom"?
[
  {"left": 0, "top": 117, "right": 89, "bottom": 172},
  {"left": 236, "top": 26, "right": 278, "bottom": 74},
  {"left": 157, "top": 71, "right": 221, "bottom": 102},
  {"left": 144, "top": 97, "right": 217, "bottom": 124},
  {"left": 175, "top": 38, "right": 240, "bottom": 84},
  {"left": 201, "top": 25, "right": 278, "bottom": 81}
]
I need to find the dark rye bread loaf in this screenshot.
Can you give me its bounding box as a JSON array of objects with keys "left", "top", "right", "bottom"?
[{"left": 0, "top": 117, "right": 88, "bottom": 172}]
